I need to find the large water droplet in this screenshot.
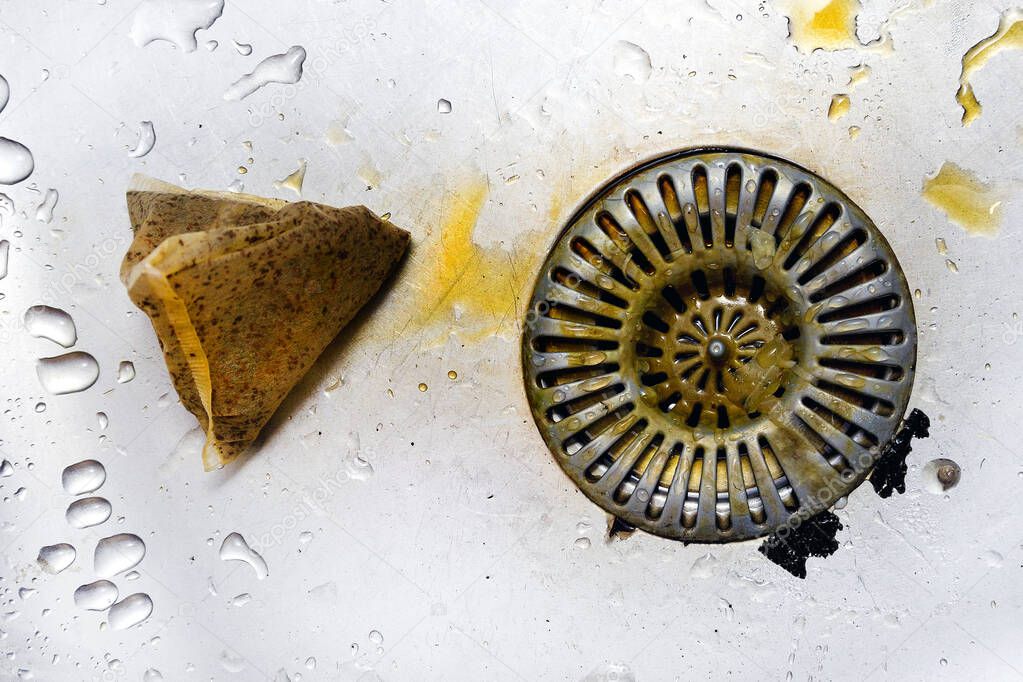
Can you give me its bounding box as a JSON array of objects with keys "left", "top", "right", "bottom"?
[
  {"left": 0, "top": 75, "right": 9, "bottom": 114},
  {"left": 117, "top": 360, "right": 136, "bottom": 383},
  {"left": 143, "top": 670, "right": 164, "bottom": 682},
  {"left": 0, "top": 239, "right": 8, "bottom": 280},
  {"left": 34, "top": 188, "right": 58, "bottom": 223},
  {"left": 128, "top": 121, "right": 156, "bottom": 158},
  {"left": 437, "top": 98, "right": 452, "bottom": 114},
  {"left": 108, "top": 593, "right": 153, "bottom": 629},
  {"left": 62, "top": 459, "right": 106, "bottom": 494},
  {"left": 73, "top": 580, "right": 118, "bottom": 610},
  {"left": 23, "top": 305, "right": 77, "bottom": 348},
  {"left": 219, "top": 532, "right": 268, "bottom": 579},
  {"left": 37, "top": 543, "right": 76, "bottom": 574},
  {"left": 130, "top": 0, "right": 225, "bottom": 52},
  {"left": 273, "top": 159, "right": 306, "bottom": 196},
  {"left": 95, "top": 533, "right": 146, "bottom": 577},
  {"left": 223, "top": 46, "right": 305, "bottom": 101},
  {"left": 233, "top": 40, "right": 252, "bottom": 56},
  {"left": 0, "top": 459, "right": 12, "bottom": 476},
  {"left": 612, "top": 40, "right": 653, "bottom": 82},
  {"left": 36, "top": 351, "right": 99, "bottom": 394},
  {"left": 66, "top": 496, "right": 112, "bottom": 528},
  {"left": 0, "top": 137, "right": 34, "bottom": 185}
]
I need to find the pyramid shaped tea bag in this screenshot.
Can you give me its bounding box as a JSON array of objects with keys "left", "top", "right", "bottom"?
[{"left": 121, "top": 176, "right": 410, "bottom": 470}]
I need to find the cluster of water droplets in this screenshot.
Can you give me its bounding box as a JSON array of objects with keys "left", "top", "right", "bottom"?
[
  {"left": 25, "top": 306, "right": 101, "bottom": 396},
  {"left": 0, "top": 73, "right": 34, "bottom": 185},
  {"left": 34, "top": 456, "right": 155, "bottom": 631}
]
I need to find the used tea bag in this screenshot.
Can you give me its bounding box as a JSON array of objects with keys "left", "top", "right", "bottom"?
[{"left": 121, "top": 176, "right": 410, "bottom": 470}]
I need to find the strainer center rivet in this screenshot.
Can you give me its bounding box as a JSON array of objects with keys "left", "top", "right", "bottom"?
[{"left": 522, "top": 147, "right": 917, "bottom": 543}]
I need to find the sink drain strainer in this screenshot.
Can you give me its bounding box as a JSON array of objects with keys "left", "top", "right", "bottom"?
[{"left": 522, "top": 148, "right": 917, "bottom": 542}]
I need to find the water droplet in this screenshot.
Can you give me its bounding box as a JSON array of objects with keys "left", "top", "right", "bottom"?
[
  {"left": 0, "top": 240, "right": 8, "bottom": 280},
  {"left": 0, "top": 137, "right": 34, "bottom": 185},
  {"left": 368, "top": 630, "right": 384, "bottom": 645},
  {"left": 205, "top": 39, "right": 218, "bottom": 51},
  {"left": 219, "top": 650, "right": 246, "bottom": 673},
  {"left": 18, "top": 587, "right": 36, "bottom": 600},
  {"left": 66, "top": 497, "right": 112, "bottom": 528},
  {"left": 97, "top": 411, "right": 109, "bottom": 430},
  {"left": 0, "top": 460, "right": 12, "bottom": 477},
  {"left": 116, "top": 360, "right": 136, "bottom": 383},
  {"left": 130, "top": 0, "right": 225, "bottom": 52},
  {"left": 143, "top": 669, "right": 164, "bottom": 682},
  {"left": 447, "top": 370, "right": 457, "bottom": 380},
  {"left": 36, "top": 351, "right": 100, "bottom": 394},
  {"left": 233, "top": 40, "right": 253, "bottom": 56},
  {"left": 418, "top": 382, "right": 428, "bottom": 392},
  {"left": 612, "top": 40, "right": 653, "bottom": 82},
  {"left": 230, "top": 592, "right": 251, "bottom": 607},
  {"left": 305, "top": 657, "right": 316, "bottom": 670},
  {"left": 95, "top": 533, "right": 146, "bottom": 577},
  {"left": 273, "top": 159, "right": 306, "bottom": 196},
  {"left": 437, "top": 98, "right": 452, "bottom": 114},
  {"left": 127, "top": 121, "right": 156, "bottom": 158},
  {"left": 37, "top": 543, "right": 76, "bottom": 574},
  {"left": 922, "top": 458, "right": 961, "bottom": 493},
  {"left": 219, "top": 532, "right": 268, "bottom": 579},
  {"left": 945, "top": 259, "right": 958, "bottom": 273},
  {"left": 23, "top": 305, "right": 76, "bottom": 347},
  {"left": 298, "top": 531, "right": 313, "bottom": 544},
  {"left": 34, "top": 188, "right": 58, "bottom": 223},
  {"left": 574, "top": 536, "right": 591, "bottom": 549},
  {"left": 223, "top": 45, "right": 305, "bottom": 101},
  {"left": 108, "top": 592, "right": 153, "bottom": 629},
  {"left": 34, "top": 402, "right": 45, "bottom": 413},
  {"left": 0, "top": 74, "right": 8, "bottom": 114},
  {"left": 73, "top": 580, "right": 118, "bottom": 611},
  {"left": 62, "top": 459, "right": 106, "bottom": 494}
]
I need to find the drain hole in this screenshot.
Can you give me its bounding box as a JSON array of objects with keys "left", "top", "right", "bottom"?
[
  {"left": 781, "top": 326, "right": 801, "bottom": 341},
  {"left": 537, "top": 363, "right": 621, "bottom": 389},
  {"left": 758, "top": 435, "right": 800, "bottom": 510},
  {"left": 531, "top": 336, "right": 618, "bottom": 353},
  {"left": 748, "top": 275, "right": 766, "bottom": 303},
  {"left": 642, "top": 311, "right": 670, "bottom": 334},
  {"left": 569, "top": 237, "right": 638, "bottom": 290},
  {"left": 801, "top": 397, "right": 878, "bottom": 447},
  {"left": 635, "top": 341, "right": 664, "bottom": 358},
  {"left": 685, "top": 402, "right": 704, "bottom": 427},
  {"left": 751, "top": 170, "right": 777, "bottom": 228},
  {"left": 797, "top": 228, "right": 866, "bottom": 285},
  {"left": 661, "top": 284, "right": 686, "bottom": 313},
  {"left": 625, "top": 190, "right": 672, "bottom": 261},
  {"left": 818, "top": 356, "right": 904, "bottom": 381},
  {"left": 818, "top": 294, "right": 900, "bottom": 323},
  {"left": 546, "top": 303, "right": 623, "bottom": 330},
  {"left": 641, "top": 372, "right": 669, "bottom": 386},
  {"left": 738, "top": 442, "right": 766, "bottom": 524},
  {"left": 821, "top": 330, "right": 905, "bottom": 346},
  {"left": 691, "top": 269, "right": 711, "bottom": 300},
  {"left": 809, "top": 260, "right": 888, "bottom": 302},
  {"left": 546, "top": 384, "right": 625, "bottom": 422},
  {"left": 692, "top": 165, "right": 714, "bottom": 247},
  {"left": 597, "top": 212, "right": 656, "bottom": 276},
  {"left": 715, "top": 448, "right": 730, "bottom": 530},
  {"left": 551, "top": 267, "right": 629, "bottom": 308},
  {"left": 794, "top": 414, "right": 854, "bottom": 473},
  {"left": 783, "top": 203, "right": 842, "bottom": 270},
  {"left": 723, "top": 267, "right": 737, "bottom": 297},
  {"left": 658, "top": 391, "right": 682, "bottom": 412},
  {"left": 815, "top": 379, "right": 895, "bottom": 417},
  {"left": 724, "top": 164, "right": 742, "bottom": 247},
  {"left": 646, "top": 442, "right": 685, "bottom": 520},
  {"left": 681, "top": 447, "right": 705, "bottom": 528},
  {"left": 716, "top": 405, "right": 730, "bottom": 429},
  {"left": 613, "top": 433, "right": 664, "bottom": 504},
  {"left": 657, "top": 175, "right": 694, "bottom": 254},
  {"left": 774, "top": 182, "right": 813, "bottom": 245}
]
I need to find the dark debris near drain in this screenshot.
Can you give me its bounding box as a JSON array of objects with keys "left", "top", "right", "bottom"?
[
  {"left": 869, "top": 408, "right": 931, "bottom": 498},
  {"left": 758, "top": 510, "right": 843, "bottom": 579}
]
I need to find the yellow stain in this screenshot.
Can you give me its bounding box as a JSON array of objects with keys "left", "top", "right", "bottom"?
[
  {"left": 956, "top": 8, "right": 1023, "bottom": 126},
  {"left": 413, "top": 180, "right": 537, "bottom": 343},
  {"left": 922, "top": 162, "right": 1003, "bottom": 236},
  {"left": 781, "top": 0, "right": 862, "bottom": 53},
  {"left": 828, "top": 94, "right": 851, "bottom": 121},
  {"left": 847, "top": 63, "right": 872, "bottom": 88}
]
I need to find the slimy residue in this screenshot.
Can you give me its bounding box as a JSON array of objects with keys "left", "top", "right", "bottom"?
[
  {"left": 922, "top": 162, "right": 1002, "bottom": 236},
  {"left": 779, "top": 0, "right": 862, "bottom": 52},
  {"left": 956, "top": 8, "right": 1023, "bottom": 126},
  {"left": 827, "top": 94, "right": 851, "bottom": 121}
]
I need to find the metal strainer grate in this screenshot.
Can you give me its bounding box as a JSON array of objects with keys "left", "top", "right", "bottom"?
[{"left": 522, "top": 148, "right": 917, "bottom": 543}]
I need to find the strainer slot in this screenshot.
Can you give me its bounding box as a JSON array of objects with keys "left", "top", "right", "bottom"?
[
  {"left": 817, "top": 294, "right": 900, "bottom": 323},
  {"left": 657, "top": 175, "right": 695, "bottom": 254},
  {"left": 818, "top": 356, "right": 904, "bottom": 381},
  {"left": 809, "top": 259, "right": 888, "bottom": 302},
  {"left": 773, "top": 182, "right": 813, "bottom": 245}
]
